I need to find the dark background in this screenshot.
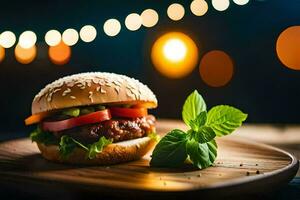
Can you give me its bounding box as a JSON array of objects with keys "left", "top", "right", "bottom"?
[{"left": 0, "top": 0, "right": 300, "bottom": 132}]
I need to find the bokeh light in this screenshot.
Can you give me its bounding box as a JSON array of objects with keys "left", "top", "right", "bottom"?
[
  {"left": 141, "top": 9, "right": 159, "bottom": 27},
  {"left": 163, "top": 39, "right": 187, "bottom": 62},
  {"left": 233, "top": 0, "right": 249, "bottom": 6},
  {"left": 0, "top": 46, "right": 5, "bottom": 63},
  {"left": 14, "top": 44, "right": 37, "bottom": 64},
  {"left": 103, "top": 19, "right": 121, "bottom": 37},
  {"left": 276, "top": 26, "right": 300, "bottom": 70},
  {"left": 18, "top": 31, "right": 37, "bottom": 49},
  {"left": 199, "top": 50, "right": 234, "bottom": 87},
  {"left": 212, "top": 0, "right": 230, "bottom": 11},
  {"left": 45, "top": 30, "right": 61, "bottom": 46},
  {"left": 125, "top": 13, "right": 142, "bottom": 31},
  {"left": 167, "top": 3, "right": 185, "bottom": 21},
  {"left": 80, "top": 25, "right": 97, "bottom": 42},
  {"left": 0, "top": 31, "right": 16, "bottom": 48},
  {"left": 190, "top": 0, "right": 209, "bottom": 16},
  {"left": 48, "top": 42, "right": 71, "bottom": 65},
  {"left": 62, "top": 28, "right": 79, "bottom": 46},
  {"left": 151, "top": 32, "right": 198, "bottom": 79}
]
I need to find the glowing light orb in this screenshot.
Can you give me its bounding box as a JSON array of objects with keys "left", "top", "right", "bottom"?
[
  {"left": 190, "top": 0, "right": 208, "bottom": 16},
  {"left": 125, "top": 13, "right": 142, "bottom": 31},
  {"left": 212, "top": 0, "right": 230, "bottom": 11},
  {"left": 15, "top": 44, "right": 37, "bottom": 64},
  {"left": 163, "top": 39, "right": 187, "bottom": 62},
  {"left": 103, "top": 19, "right": 121, "bottom": 37},
  {"left": 233, "top": 0, "right": 249, "bottom": 6},
  {"left": 62, "top": 28, "right": 79, "bottom": 46},
  {"left": 199, "top": 50, "right": 234, "bottom": 87},
  {"left": 0, "top": 46, "right": 5, "bottom": 63},
  {"left": 151, "top": 32, "right": 198, "bottom": 79},
  {"left": 49, "top": 42, "right": 71, "bottom": 65},
  {"left": 45, "top": 30, "right": 61, "bottom": 46},
  {"left": 18, "top": 31, "right": 37, "bottom": 49},
  {"left": 276, "top": 26, "right": 300, "bottom": 70},
  {"left": 0, "top": 31, "right": 16, "bottom": 48},
  {"left": 80, "top": 25, "right": 97, "bottom": 42},
  {"left": 167, "top": 3, "right": 185, "bottom": 21},
  {"left": 141, "top": 9, "right": 159, "bottom": 27}
]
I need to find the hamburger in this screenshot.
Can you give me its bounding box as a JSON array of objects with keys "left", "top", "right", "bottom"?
[{"left": 25, "top": 72, "right": 158, "bottom": 165}]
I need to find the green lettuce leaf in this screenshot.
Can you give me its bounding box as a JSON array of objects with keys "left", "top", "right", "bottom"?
[
  {"left": 88, "top": 137, "right": 112, "bottom": 159},
  {"left": 30, "top": 127, "right": 58, "bottom": 145},
  {"left": 59, "top": 135, "right": 79, "bottom": 158}
]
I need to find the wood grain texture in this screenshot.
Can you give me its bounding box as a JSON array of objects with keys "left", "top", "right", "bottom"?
[{"left": 0, "top": 120, "right": 298, "bottom": 198}]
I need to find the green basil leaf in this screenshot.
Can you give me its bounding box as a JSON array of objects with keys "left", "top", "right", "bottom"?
[
  {"left": 150, "top": 129, "right": 188, "bottom": 168},
  {"left": 207, "top": 139, "right": 218, "bottom": 162},
  {"left": 192, "top": 126, "right": 216, "bottom": 143},
  {"left": 189, "top": 111, "right": 207, "bottom": 131},
  {"left": 88, "top": 136, "right": 112, "bottom": 159},
  {"left": 186, "top": 139, "right": 217, "bottom": 169},
  {"left": 206, "top": 105, "right": 248, "bottom": 136},
  {"left": 59, "top": 135, "right": 78, "bottom": 158},
  {"left": 30, "top": 127, "right": 58, "bottom": 145},
  {"left": 182, "top": 90, "right": 207, "bottom": 127}
]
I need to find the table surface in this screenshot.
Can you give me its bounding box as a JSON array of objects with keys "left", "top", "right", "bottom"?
[{"left": 0, "top": 120, "right": 300, "bottom": 199}]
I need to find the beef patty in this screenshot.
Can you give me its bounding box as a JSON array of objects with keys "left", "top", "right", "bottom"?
[{"left": 52, "top": 115, "right": 156, "bottom": 143}]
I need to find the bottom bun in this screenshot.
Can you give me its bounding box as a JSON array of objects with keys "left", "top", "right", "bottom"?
[{"left": 37, "top": 137, "right": 156, "bottom": 165}]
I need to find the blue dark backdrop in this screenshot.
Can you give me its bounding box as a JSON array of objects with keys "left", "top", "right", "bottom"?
[{"left": 0, "top": 0, "right": 300, "bottom": 131}]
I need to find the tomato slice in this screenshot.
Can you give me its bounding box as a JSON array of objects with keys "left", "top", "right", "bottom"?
[
  {"left": 42, "top": 109, "right": 111, "bottom": 132},
  {"left": 25, "top": 111, "right": 53, "bottom": 125},
  {"left": 110, "top": 107, "right": 148, "bottom": 118}
]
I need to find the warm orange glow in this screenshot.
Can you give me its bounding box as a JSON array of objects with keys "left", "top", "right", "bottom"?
[
  {"left": 276, "top": 26, "right": 300, "bottom": 70},
  {"left": 151, "top": 32, "right": 198, "bottom": 79},
  {"left": 48, "top": 42, "right": 71, "bottom": 65},
  {"left": 14, "top": 44, "right": 37, "bottom": 64},
  {"left": 0, "top": 46, "right": 5, "bottom": 63},
  {"left": 199, "top": 50, "right": 234, "bottom": 87}
]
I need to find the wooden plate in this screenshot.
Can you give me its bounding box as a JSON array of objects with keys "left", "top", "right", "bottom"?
[{"left": 0, "top": 121, "right": 298, "bottom": 198}]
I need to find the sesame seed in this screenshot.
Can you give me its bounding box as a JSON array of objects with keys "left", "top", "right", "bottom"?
[
  {"left": 100, "top": 87, "right": 106, "bottom": 94},
  {"left": 62, "top": 88, "right": 71, "bottom": 96},
  {"left": 96, "top": 86, "right": 100, "bottom": 92},
  {"left": 89, "top": 91, "right": 93, "bottom": 102},
  {"left": 114, "top": 87, "right": 120, "bottom": 94},
  {"left": 70, "top": 96, "right": 76, "bottom": 99},
  {"left": 53, "top": 88, "right": 61, "bottom": 94}
]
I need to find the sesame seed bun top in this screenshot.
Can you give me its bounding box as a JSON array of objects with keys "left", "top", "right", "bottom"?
[{"left": 31, "top": 72, "right": 158, "bottom": 114}]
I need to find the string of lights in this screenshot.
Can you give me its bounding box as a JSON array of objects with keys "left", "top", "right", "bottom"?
[
  {"left": 0, "top": 0, "right": 251, "bottom": 65},
  {"left": 0, "top": 0, "right": 297, "bottom": 89}
]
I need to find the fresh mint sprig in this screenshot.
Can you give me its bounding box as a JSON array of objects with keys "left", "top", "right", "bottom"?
[{"left": 150, "top": 90, "right": 247, "bottom": 169}]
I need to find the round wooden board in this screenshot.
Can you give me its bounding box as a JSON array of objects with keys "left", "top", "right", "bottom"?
[{"left": 0, "top": 120, "right": 298, "bottom": 198}]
